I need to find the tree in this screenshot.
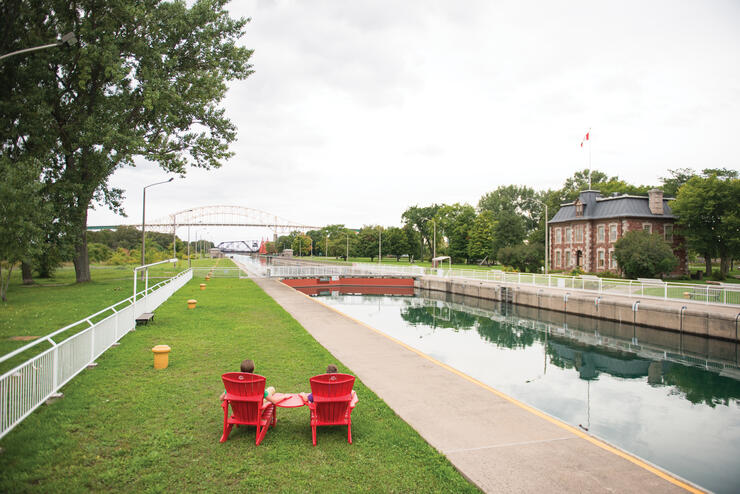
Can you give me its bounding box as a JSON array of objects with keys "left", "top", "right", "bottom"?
[
  {"left": 1, "top": 0, "right": 253, "bottom": 282},
  {"left": 478, "top": 185, "right": 541, "bottom": 232},
  {"left": 436, "top": 203, "right": 476, "bottom": 263},
  {"left": 357, "top": 226, "right": 382, "bottom": 262},
  {"left": 0, "top": 156, "right": 48, "bottom": 301},
  {"left": 291, "top": 234, "right": 312, "bottom": 257},
  {"left": 670, "top": 171, "right": 740, "bottom": 277},
  {"left": 467, "top": 211, "right": 496, "bottom": 262},
  {"left": 614, "top": 231, "right": 678, "bottom": 279},
  {"left": 660, "top": 168, "right": 696, "bottom": 197},
  {"left": 497, "top": 244, "right": 543, "bottom": 273},
  {"left": 559, "top": 169, "right": 652, "bottom": 202},
  {"left": 383, "top": 226, "right": 408, "bottom": 261},
  {"left": 402, "top": 205, "right": 440, "bottom": 261},
  {"left": 491, "top": 210, "right": 526, "bottom": 258}
]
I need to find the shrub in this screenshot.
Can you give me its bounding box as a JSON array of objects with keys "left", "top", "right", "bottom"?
[{"left": 614, "top": 230, "right": 678, "bottom": 279}]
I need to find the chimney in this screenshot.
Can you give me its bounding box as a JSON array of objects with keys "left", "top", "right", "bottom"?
[{"left": 648, "top": 189, "right": 663, "bottom": 215}]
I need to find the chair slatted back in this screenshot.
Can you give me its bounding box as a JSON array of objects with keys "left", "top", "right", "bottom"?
[
  {"left": 310, "top": 373, "right": 355, "bottom": 424},
  {"left": 222, "top": 372, "right": 266, "bottom": 424}
]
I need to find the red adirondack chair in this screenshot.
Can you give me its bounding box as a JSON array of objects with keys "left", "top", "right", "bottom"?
[
  {"left": 220, "top": 372, "right": 276, "bottom": 445},
  {"left": 306, "top": 373, "right": 358, "bottom": 446}
]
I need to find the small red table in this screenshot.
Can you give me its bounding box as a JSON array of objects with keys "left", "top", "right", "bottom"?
[{"left": 274, "top": 393, "right": 305, "bottom": 408}]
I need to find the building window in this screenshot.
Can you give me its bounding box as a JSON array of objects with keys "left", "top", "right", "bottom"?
[
  {"left": 565, "top": 227, "right": 572, "bottom": 243},
  {"left": 575, "top": 200, "right": 583, "bottom": 217},
  {"left": 555, "top": 228, "right": 562, "bottom": 244},
  {"left": 575, "top": 225, "right": 583, "bottom": 243},
  {"left": 565, "top": 250, "right": 571, "bottom": 267},
  {"left": 609, "top": 248, "right": 616, "bottom": 269},
  {"left": 597, "top": 225, "right": 605, "bottom": 242},
  {"left": 664, "top": 224, "right": 673, "bottom": 242},
  {"left": 598, "top": 249, "right": 605, "bottom": 268},
  {"left": 643, "top": 223, "right": 652, "bottom": 234},
  {"left": 609, "top": 224, "right": 618, "bottom": 242},
  {"left": 555, "top": 250, "right": 561, "bottom": 268}
]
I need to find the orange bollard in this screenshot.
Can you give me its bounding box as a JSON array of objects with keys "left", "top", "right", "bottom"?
[
  {"left": 187, "top": 299, "right": 197, "bottom": 309},
  {"left": 152, "top": 345, "right": 171, "bottom": 369},
  {"left": 200, "top": 283, "right": 206, "bottom": 291}
]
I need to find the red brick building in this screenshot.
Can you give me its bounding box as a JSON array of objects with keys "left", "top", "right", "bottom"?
[{"left": 548, "top": 189, "right": 687, "bottom": 274}]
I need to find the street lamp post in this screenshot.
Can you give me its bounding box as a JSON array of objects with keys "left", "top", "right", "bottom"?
[
  {"left": 378, "top": 226, "right": 382, "bottom": 264},
  {"left": 533, "top": 201, "right": 549, "bottom": 275},
  {"left": 0, "top": 32, "right": 77, "bottom": 61},
  {"left": 141, "top": 178, "right": 173, "bottom": 278}
]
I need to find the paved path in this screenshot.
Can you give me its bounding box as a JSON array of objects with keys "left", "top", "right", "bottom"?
[{"left": 253, "top": 277, "right": 700, "bottom": 494}]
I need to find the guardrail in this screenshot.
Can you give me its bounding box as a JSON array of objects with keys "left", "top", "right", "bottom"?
[
  {"left": 0, "top": 268, "right": 193, "bottom": 440},
  {"left": 263, "top": 261, "right": 740, "bottom": 307}
]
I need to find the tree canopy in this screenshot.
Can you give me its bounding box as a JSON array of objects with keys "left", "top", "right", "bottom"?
[
  {"left": 1, "top": 0, "right": 253, "bottom": 282},
  {"left": 670, "top": 170, "right": 740, "bottom": 277}
]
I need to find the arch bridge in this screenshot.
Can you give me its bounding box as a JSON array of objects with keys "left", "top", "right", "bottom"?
[
  {"left": 218, "top": 240, "right": 261, "bottom": 253},
  {"left": 89, "top": 205, "right": 322, "bottom": 237}
]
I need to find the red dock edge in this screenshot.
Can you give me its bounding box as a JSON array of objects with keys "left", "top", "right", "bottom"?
[{"left": 281, "top": 277, "right": 415, "bottom": 296}]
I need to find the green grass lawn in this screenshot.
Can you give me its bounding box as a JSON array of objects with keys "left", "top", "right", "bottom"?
[
  {"left": 0, "top": 259, "right": 234, "bottom": 371},
  {"left": 0, "top": 277, "right": 477, "bottom": 493}
]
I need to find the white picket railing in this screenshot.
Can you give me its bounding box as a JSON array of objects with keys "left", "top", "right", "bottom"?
[
  {"left": 262, "top": 262, "right": 740, "bottom": 307},
  {"left": 0, "top": 268, "right": 193, "bottom": 439}
]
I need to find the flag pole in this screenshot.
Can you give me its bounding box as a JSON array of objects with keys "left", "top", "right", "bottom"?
[{"left": 588, "top": 128, "right": 592, "bottom": 189}]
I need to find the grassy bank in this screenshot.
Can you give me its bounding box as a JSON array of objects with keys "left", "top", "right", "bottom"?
[
  {"left": 0, "top": 259, "right": 234, "bottom": 368},
  {"left": 0, "top": 277, "right": 476, "bottom": 492}
]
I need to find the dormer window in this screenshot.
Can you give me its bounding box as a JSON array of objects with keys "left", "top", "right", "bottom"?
[{"left": 574, "top": 199, "right": 584, "bottom": 217}]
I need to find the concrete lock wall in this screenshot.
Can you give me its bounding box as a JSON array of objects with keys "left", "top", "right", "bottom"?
[{"left": 415, "top": 276, "right": 740, "bottom": 343}]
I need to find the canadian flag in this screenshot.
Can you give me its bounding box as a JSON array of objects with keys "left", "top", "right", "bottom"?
[{"left": 580, "top": 130, "right": 590, "bottom": 148}]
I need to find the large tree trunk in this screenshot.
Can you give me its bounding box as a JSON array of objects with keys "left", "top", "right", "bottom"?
[
  {"left": 73, "top": 208, "right": 91, "bottom": 283},
  {"left": 705, "top": 254, "right": 712, "bottom": 277},
  {"left": 21, "top": 261, "right": 33, "bottom": 285},
  {"left": 720, "top": 256, "right": 730, "bottom": 278}
]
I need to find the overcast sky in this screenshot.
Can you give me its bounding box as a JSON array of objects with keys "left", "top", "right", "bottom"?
[{"left": 87, "top": 0, "right": 740, "bottom": 243}]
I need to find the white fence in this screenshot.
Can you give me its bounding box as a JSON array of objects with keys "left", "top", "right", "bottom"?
[
  {"left": 264, "top": 262, "right": 740, "bottom": 307},
  {"left": 0, "top": 268, "right": 193, "bottom": 440}
]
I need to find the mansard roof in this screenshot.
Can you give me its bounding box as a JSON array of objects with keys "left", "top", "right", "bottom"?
[{"left": 549, "top": 190, "right": 676, "bottom": 224}]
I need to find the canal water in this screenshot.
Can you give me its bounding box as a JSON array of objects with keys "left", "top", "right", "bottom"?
[{"left": 300, "top": 288, "right": 740, "bottom": 494}]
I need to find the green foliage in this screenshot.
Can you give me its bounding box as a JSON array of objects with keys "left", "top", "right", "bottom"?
[
  {"left": 87, "top": 243, "right": 113, "bottom": 263},
  {"left": 496, "top": 244, "right": 543, "bottom": 273},
  {"left": 0, "top": 156, "right": 48, "bottom": 301},
  {"left": 1, "top": 0, "right": 254, "bottom": 282},
  {"left": 614, "top": 231, "right": 678, "bottom": 279},
  {"left": 436, "top": 203, "right": 476, "bottom": 263},
  {"left": 357, "top": 226, "right": 382, "bottom": 261},
  {"left": 467, "top": 211, "right": 496, "bottom": 262},
  {"left": 478, "top": 185, "right": 542, "bottom": 232},
  {"left": 402, "top": 204, "right": 441, "bottom": 260},
  {"left": 670, "top": 171, "right": 740, "bottom": 276},
  {"left": 491, "top": 210, "right": 526, "bottom": 257}
]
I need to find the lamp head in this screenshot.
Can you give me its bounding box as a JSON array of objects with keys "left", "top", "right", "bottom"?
[{"left": 60, "top": 32, "right": 77, "bottom": 46}]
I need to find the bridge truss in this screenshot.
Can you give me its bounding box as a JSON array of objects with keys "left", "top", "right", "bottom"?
[{"left": 89, "top": 205, "right": 322, "bottom": 237}]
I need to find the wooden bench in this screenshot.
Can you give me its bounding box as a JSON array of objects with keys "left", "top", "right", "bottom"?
[
  {"left": 637, "top": 278, "right": 665, "bottom": 285},
  {"left": 135, "top": 312, "right": 155, "bottom": 325}
]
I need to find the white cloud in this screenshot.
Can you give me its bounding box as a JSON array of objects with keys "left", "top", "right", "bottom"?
[{"left": 88, "top": 0, "right": 740, "bottom": 243}]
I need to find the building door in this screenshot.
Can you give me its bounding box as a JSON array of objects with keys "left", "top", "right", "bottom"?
[{"left": 576, "top": 250, "right": 582, "bottom": 268}]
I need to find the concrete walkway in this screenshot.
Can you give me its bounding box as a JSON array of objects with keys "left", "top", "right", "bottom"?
[{"left": 253, "top": 277, "right": 700, "bottom": 494}]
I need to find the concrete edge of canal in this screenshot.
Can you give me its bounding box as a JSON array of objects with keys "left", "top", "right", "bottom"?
[
  {"left": 417, "top": 276, "right": 740, "bottom": 342},
  {"left": 251, "top": 275, "right": 704, "bottom": 494}
]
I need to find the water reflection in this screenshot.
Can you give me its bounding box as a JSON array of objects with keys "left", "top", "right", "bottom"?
[{"left": 310, "top": 289, "right": 740, "bottom": 494}]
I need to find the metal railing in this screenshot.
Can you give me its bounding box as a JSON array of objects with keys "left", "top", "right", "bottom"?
[
  {"left": 262, "top": 262, "right": 740, "bottom": 307},
  {"left": 0, "top": 269, "right": 193, "bottom": 439}
]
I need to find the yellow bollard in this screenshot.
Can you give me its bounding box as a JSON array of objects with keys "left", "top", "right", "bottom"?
[
  {"left": 152, "top": 345, "right": 171, "bottom": 369},
  {"left": 200, "top": 283, "right": 206, "bottom": 291},
  {"left": 187, "top": 299, "right": 197, "bottom": 309}
]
